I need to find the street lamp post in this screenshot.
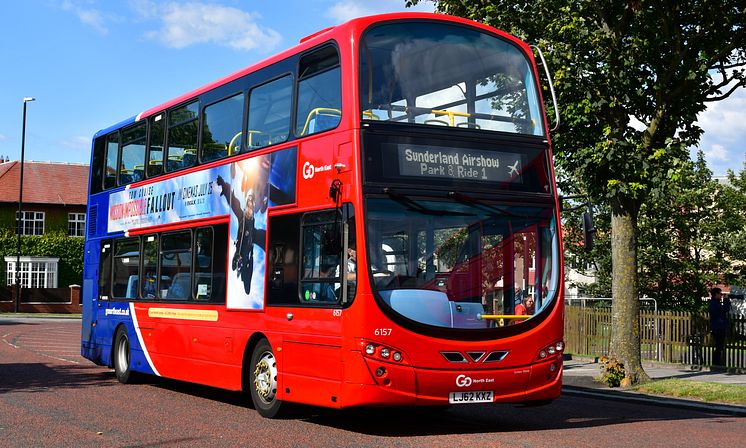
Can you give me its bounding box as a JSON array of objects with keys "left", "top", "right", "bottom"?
[{"left": 15, "top": 97, "right": 35, "bottom": 313}]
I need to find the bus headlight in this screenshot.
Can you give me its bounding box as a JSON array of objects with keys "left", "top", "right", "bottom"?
[
  {"left": 536, "top": 340, "right": 564, "bottom": 361},
  {"left": 361, "top": 340, "right": 407, "bottom": 364}
]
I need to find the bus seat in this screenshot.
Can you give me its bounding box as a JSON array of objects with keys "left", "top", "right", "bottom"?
[
  {"left": 183, "top": 150, "right": 197, "bottom": 167},
  {"left": 167, "top": 155, "right": 183, "bottom": 171},
  {"left": 132, "top": 169, "right": 144, "bottom": 182},
  {"left": 196, "top": 254, "right": 211, "bottom": 269},
  {"left": 126, "top": 275, "right": 139, "bottom": 299},
  {"left": 167, "top": 272, "right": 191, "bottom": 299},
  {"left": 300, "top": 107, "right": 341, "bottom": 135}
]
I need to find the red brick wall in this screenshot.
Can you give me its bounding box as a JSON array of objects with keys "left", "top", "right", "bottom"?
[{"left": 0, "top": 285, "right": 81, "bottom": 314}]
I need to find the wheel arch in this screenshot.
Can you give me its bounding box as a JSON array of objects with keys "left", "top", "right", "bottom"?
[
  {"left": 109, "top": 322, "right": 129, "bottom": 368},
  {"left": 241, "top": 332, "right": 272, "bottom": 393}
]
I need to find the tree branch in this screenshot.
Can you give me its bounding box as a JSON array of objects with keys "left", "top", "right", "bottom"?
[{"left": 705, "top": 79, "right": 746, "bottom": 102}]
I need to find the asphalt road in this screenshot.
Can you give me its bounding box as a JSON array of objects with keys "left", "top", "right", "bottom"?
[{"left": 1, "top": 317, "right": 745, "bottom": 447}]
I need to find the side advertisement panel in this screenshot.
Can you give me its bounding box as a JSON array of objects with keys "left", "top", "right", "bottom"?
[{"left": 107, "top": 147, "right": 297, "bottom": 310}]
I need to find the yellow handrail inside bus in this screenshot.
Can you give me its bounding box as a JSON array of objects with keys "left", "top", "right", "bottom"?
[
  {"left": 431, "top": 109, "right": 471, "bottom": 127},
  {"left": 228, "top": 131, "right": 244, "bottom": 155},
  {"left": 247, "top": 130, "right": 266, "bottom": 148},
  {"left": 300, "top": 107, "right": 341, "bottom": 135},
  {"left": 478, "top": 314, "right": 531, "bottom": 320},
  {"left": 456, "top": 122, "right": 481, "bottom": 129},
  {"left": 362, "top": 110, "right": 380, "bottom": 120},
  {"left": 424, "top": 119, "right": 450, "bottom": 126}
]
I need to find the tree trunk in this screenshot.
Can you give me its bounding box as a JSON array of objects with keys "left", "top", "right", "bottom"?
[{"left": 610, "top": 198, "right": 650, "bottom": 386}]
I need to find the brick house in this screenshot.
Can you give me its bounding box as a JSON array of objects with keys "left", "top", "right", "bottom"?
[{"left": 0, "top": 159, "right": 89, "bottom": 311}]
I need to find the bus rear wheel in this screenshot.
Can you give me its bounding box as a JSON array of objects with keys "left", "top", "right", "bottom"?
[
  {"left": 249, "top": 339, "right": 284, "bottom": 418},
  {"left": 113, "top": 326, "right": 135, "bottom": 384}
]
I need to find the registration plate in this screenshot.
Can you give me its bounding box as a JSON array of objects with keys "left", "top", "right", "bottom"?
[{"left": 448, "top": 390, "right": 494, "bottom": 404}]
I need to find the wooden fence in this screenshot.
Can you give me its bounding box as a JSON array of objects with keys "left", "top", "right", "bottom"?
[{"left": 564, "top": 305, "right": 746, "bottom": 368}]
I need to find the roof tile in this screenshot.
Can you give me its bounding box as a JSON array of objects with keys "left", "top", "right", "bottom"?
[{"left": 0, "top": 161, "right": 89, "bottom": 206}]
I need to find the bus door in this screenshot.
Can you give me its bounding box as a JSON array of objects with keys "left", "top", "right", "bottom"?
[
  {"left": 81, "top": 239, "right": 106, "bottom": 351},
  {"left": 266, "top": 208, "right": 351, "bottom": 405}
]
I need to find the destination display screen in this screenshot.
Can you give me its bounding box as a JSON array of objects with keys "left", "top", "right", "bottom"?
[
  {"left": 396, "top": 144, "right": 523, "bottom": 183},
  {"left": 362, "top": 132, "right": 550, "bottom": 194}
]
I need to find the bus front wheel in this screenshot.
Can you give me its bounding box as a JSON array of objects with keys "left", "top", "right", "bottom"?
[
  {"left": 249, "top": 339, "right": 284, "bottom": 418},
  {"left": 113, "top": 326, "right": 135, "bottom": 384}
]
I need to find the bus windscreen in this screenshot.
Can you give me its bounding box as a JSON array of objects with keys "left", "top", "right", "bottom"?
[{"left": 360, "top": 21, "right": 544, "bottom": 136}]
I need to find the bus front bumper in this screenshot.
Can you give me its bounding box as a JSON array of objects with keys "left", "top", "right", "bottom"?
[{"left": 341, "top": 355, "right": 563, "bottom": 408}]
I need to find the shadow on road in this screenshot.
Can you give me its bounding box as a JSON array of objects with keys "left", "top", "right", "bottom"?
[
  {"left": 0, "top": 363, "right": 114, "bottom": 394},
  {"left": 0, "top": 320, "right": 38, "bottom": 326},
  {"left": 139, "top": 375, "right": 731, "bottom": 437}
]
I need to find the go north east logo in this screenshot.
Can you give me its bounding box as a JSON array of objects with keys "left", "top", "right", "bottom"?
[
  {"left": 105, "top": 308, "right": 130, "bottom": 317},
  {"left": 302, "top": 161, "right": 332, "bottom": 180},
  {"left": 456, "top": 374, "right": 495, "bottom": 387}
]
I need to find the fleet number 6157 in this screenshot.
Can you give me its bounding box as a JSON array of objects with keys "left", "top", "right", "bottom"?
[{"left": 374, "top": 328, "right": 392, "bottom": 336}]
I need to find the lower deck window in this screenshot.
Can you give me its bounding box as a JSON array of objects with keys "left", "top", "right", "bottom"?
[{"left": 101, "top": 223, "right": 227, "bottom": 303}]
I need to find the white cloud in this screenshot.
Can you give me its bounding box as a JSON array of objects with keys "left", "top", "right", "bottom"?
[
  {"left": 697, "top": 88, "right": 746, "bottom": 145},
  {"left": 704, "top": 144, "right": 729, "bottom": 162},
  {"left": 327, "top": 0, "right": 435, "bottom": 23},
  {"left": 137, "top": 2, "right": 281, "bottom": 51},
  {"left": 61, "top": 136, "right": 92, "bottom": 151},
  {"left": 0, "top": 134, "right": 7, "bottom": 143},
  {"left": 327, "top": 2, "right": 371, "bottom": 22},
  {"left": 696, "top": 86, "right": 746, "bottom": 174},
  {"left": 61, "top": 0, "right": 109, "bottom": 34}
]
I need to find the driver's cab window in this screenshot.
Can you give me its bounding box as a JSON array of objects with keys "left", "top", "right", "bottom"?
[
  {"left": 301, "top": 211, "right": 341, "bottom": 303},
  {"left": 267, "top": 206, "right": 355, "bottom": 306}
]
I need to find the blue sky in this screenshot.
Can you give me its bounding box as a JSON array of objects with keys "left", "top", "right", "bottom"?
[{"left": 0, "top": 0, "right": 743, "bottom": 176}]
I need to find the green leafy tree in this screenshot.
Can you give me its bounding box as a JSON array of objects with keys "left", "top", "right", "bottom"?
[
  {"left": 718, "top": 164, "right": 746, "bottom": 286},
  {"left": 638, "top": 152, "right": 724, "bottom": 310},
  {"left": 407, "top": 0, "right": 746, "bottom": 384}
]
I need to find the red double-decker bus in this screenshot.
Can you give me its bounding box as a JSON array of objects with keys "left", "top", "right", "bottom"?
[{"left": 81, "top": 12, "right": 564, "bottom": 418}]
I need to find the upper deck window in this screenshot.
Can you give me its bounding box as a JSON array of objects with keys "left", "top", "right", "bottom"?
[
  {"left": 360, "top": 22, "right": 544, "bottom": 136},
  {"left": 295, "top": 46, "right": 342, "bottom": 137},
  {"left": 248, "top": 75, "right": 292, "bottom": 150},
  {"left": 202, "top": 93, "right": 244, "bottom": 163},
  {"left": 147, "top": 113, "right": 165, "bottom": 178},
  {"left": 104, "top": 132, "right": 119, "bottom": 190},
  {"left": 167, "top": 101, "right": 199, "bottom": 172},
  {"left": 120, "top": 122, "right": 147, "bottom": 185}
]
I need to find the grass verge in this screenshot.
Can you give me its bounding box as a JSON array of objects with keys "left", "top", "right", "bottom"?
[{"left": 634, "top": 379, "right": 746, "bottom": 405}]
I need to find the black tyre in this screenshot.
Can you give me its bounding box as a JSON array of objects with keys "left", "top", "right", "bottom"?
[
  {"left": 248, "top": 338, "right": 284, "bottom": 418},
  {"left": 113, "top": 326, "right": 135, "bottom": 384}
]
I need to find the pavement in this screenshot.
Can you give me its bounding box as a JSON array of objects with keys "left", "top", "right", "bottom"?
[{"left": 562, "top": 356, "right": 746, "bottom": 415}]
